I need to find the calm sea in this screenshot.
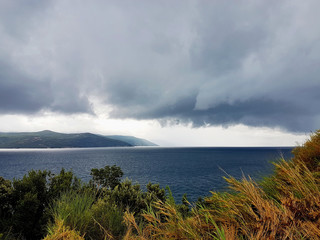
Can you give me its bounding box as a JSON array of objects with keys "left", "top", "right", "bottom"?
[{"left": 0, "top": 147, "right": 293, "bottom": 201}]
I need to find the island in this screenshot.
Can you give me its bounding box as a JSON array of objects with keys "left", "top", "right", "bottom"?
[{"left": 0, "top": 130, "right": 157, "bottom": 148}]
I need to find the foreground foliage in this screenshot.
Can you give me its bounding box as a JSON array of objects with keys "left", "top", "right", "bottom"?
[
  {"left": 124, "top": 130, "right": 320, "bottom": 240},
  {"left": 1, "top": 130, "right": 320, "bottom": 239},
  {"left": 0, "top": 164, "right": 167, "bottom": 240}
]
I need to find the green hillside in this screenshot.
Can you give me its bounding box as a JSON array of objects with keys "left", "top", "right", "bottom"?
[{"left": 0, "top": 130, "right": 132, "bottom": 148}]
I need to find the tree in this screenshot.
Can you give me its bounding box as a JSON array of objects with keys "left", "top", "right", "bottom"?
[
  {"left": 48, "top": 168, "right": 81, "bottom": 199},
  {"left": 0, "top": 177, "right": 13, "bottom": 232},
  {"left": 11, "top": 170, "right": 49, "bottom": 239},
  {"left": 2, "top": 168, "right": 82, "bottom": 240},
  {"left": 90, "top": 165, "right": 123, "bottom": 189}
]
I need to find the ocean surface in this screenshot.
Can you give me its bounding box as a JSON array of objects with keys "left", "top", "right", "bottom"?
[{"left": 0, "top": 147, "right": 293, "bottom": 201}]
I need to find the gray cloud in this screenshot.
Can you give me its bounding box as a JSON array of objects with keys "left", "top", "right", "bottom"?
[
  {"left": 0, "top": 0, "right": 319, "bottom": 132},
  {"left": 0, "top": 60, "right": 53, "bottom": 113},
  {"left": 0, "top": 0, "right": 92, "bottom": 114}
]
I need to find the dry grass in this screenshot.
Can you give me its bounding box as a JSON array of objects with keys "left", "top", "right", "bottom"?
[
  {"left": 292, "top": 130, "right": 320, "bottom": 171},
  {"left": 43, "top": 219, "right": 84, "bottom": 240},
  {"left": 124, "top": 131, "right": 320, "bottom": 239}
]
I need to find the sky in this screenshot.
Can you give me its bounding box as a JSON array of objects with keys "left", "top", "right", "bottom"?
[{"left": 0, "top": 0, "right": 319, "bottom": 146}]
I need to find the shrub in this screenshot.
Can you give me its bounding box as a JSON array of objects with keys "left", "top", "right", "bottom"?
[
  {"left": 90, "top": 199, "right": 125, "bottom": 239},
  {"left": 48, "top": 190, "right": 95, "bottom": 236},
  {"left": 103, "top": 179, "right": 166, "bottom": 221},
  {"left": 0, "top": 177, "right": 13, "bottom": 232},
  {"left": 48, "top": 168, "right": 81, "bottom": 199},
  {"left": 48, "top": 190, "right": 126, "bottom": 239},
  {"left": 11, "top": 170, "right": 49, "bottom": 239},
  {"left": 0, "top": 168, "right": 83, "bottom": 240},
  {"left": 90, "top": 165, "right": 123, "bottom": 189},
  {"left": 292, "top": 130, "right": 320, "bottom": 170}
]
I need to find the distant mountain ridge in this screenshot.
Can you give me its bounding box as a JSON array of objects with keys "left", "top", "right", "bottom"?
[
  {"left": 0, "top": 130, "right": 157, "bottom": 148},
  {"left": 107, "top": 135, "right": 157, "bottom": 146}
]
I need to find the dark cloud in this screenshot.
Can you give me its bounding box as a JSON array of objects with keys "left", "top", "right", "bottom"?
[
  {"left": 190, "top": 1, "right": 271, "bottom": 75},
  {"left": 0, "top": 0, "right": 92, "bottom": 114},
  {"left": 0, "top": 60, "right": 53, "bottom": 113},
  {"left": 0, "top": 0, "right": 51, "bottom": 39},
  {"left": 0, "top": 59, "right": 92, "bottom": 114},
  {"left": 0, "top": 0, "right": 319, "bottom": 132}
]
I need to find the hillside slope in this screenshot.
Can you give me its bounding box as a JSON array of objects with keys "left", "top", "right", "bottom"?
[
  {"left": 0, "top": 130, "right": 132, "bottom": 148},
  {"left": 107, "top": 135, "right": 157, "bottom": 146}
]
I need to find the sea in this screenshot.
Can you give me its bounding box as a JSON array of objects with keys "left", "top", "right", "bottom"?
[{"left": 0, "top": 147, "right": 293, "bottom": 202}]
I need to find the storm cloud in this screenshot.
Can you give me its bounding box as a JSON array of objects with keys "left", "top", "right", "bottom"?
[{"left": 0, "top": 0, "right": 319, "bottom": 132}]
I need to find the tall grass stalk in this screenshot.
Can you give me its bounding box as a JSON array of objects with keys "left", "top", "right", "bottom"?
[
  {"left": 43, "top": 219, "right": 84, "bottom": 240},
  {"left": 48, "top": 190, "right": 95, "bottom": 236}
]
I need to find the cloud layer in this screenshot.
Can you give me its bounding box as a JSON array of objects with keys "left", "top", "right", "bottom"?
[{"left": 0, "top": 0, "right": 319, "bottom": 132}]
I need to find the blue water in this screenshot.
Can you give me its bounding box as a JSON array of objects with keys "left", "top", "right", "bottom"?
[{"left": 0, "top": 147, "right": 293, "bottom": 201}]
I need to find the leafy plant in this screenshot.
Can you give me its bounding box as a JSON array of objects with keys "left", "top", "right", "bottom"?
[
  {"left": 90, "top": 199, "right": 125, "bottom": 239},
  {"left": 48, "top": 168, "right": 81, "bottom": 199},
  {"left": 90, "top": 165, "right": 123, "bottom": 190},
  {"left": 11, "top": 170, "right": 49, "bottom": 239},
  {"left": 48, "top": 190, "right": 95, "bottom": 236}
]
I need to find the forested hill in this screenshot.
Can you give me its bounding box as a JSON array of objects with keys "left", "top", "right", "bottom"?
[{"left": 0, "top": 130, "right": 157, "bottom": 148}]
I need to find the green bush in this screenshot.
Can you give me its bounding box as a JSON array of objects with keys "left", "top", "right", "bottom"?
[
  {"left": 90, "top": 165, "right": 123, "bottom": 189},
  {"left": 11, "top": 170, "right": 49, "bottom": 239},
  {"left": 0, "top": 177, "right": 13, "bottom": 232},
  {"left": 48, "top": 168, "right": 81, "bottom": 199},
  {"left": 104, "top": 180, "right": 166, "bottom": 217},
  {"left": 48, "top": 190, "right": 95, "bottom": 236},
  {"left": 90, "top": 199, "right": 125, "bottom": 239},
  {"left": 0, "top": 168, "right": 83, "bottom": 240}
]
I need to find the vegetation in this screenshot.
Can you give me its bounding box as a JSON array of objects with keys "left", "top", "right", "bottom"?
[
  {"left": 0, "top": 164, "right": 167, "bottom": 240},
  {"left": 124, "top": 130, "right": 320, "bottom": 239},
  {"left": 0, "top": 130, "right": 320, "bottom": 239},
  {"left": 90, "top": 165, "right": 124, "bottom": 189}
]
